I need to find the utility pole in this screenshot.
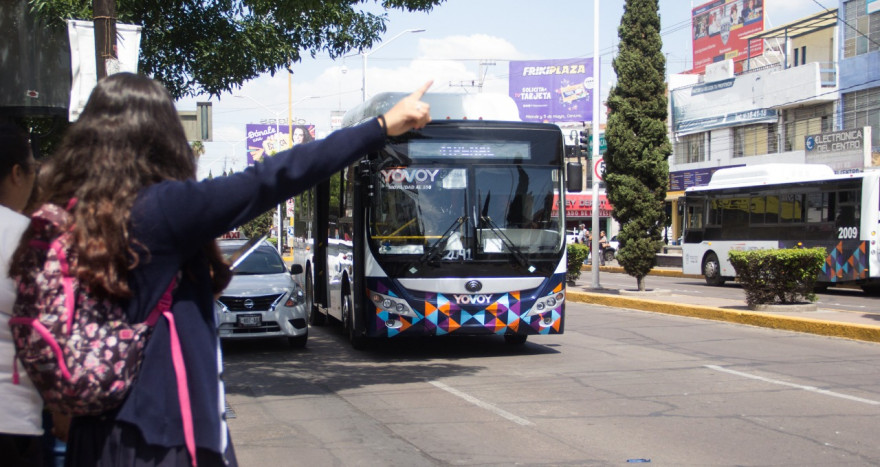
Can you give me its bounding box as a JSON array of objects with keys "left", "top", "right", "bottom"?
[
  {"left": 449, "top": 60, "right": 496, "bottom": 92},
  {"left": 93, "top": 0, "right": 118, "bottom": 79}
]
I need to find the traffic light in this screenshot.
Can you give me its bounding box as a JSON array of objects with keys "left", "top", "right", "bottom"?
[{"left": 578, "top": 130, "right": 591, "bottom": 155}]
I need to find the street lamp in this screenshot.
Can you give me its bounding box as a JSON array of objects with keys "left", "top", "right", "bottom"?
[{"left": 362, "top": 28, "right": 425, "bottom": 101}]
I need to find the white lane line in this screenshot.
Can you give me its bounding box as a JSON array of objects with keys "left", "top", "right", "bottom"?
[
  {"left": 705, "top": 365, "right": 880, "bottom": 406},
  {"left": 429, "top": 381, "right": 534, "bottom": 426}
]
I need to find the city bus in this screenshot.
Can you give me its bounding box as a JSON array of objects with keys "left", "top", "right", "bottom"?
[
  {"left": 680, "top": 163, "right": 880, "bottom": 295},
  {"left": 298, "top": 93, "right": 572, "bottom": 348}
]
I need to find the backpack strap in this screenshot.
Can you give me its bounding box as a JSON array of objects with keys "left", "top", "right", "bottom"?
[
  {"left": 163, "top": 309, "right": 197, "bottom": 467},
  {"left": 145, "top": 278, "right": 177, "bottom": 327},
  {"left": 148, "top": 277, "right": 196, "bottom": 466}
]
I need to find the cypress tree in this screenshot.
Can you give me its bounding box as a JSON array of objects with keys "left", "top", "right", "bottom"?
[{"left": 603, "top": 0, "right": 671, "bottom": 291}]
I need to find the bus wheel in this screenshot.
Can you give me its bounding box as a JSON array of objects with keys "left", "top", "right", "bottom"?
[
  {"left": 703, "top": 252, "right": 725, "bottom": 286},
  {"left": 342, "top": 292, "right": 367, "bottom": 350},
  {"left": 504, "top": 334, "right": 527, "bottom": 345},
  {"left": 306, "top": 269, "right": 325, "bottom": 326}
]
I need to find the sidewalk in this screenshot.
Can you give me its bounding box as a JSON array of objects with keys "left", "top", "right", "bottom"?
[{"left": 566, "top": 264, "right": 880, "bottom": 344}]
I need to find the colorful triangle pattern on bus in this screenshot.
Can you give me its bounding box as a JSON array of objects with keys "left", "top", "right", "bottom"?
[{"left": 366, "top": 274, "right": 566, "bottom": 338}]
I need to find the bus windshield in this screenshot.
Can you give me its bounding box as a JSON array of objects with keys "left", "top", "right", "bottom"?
[{"left": 369, "top": 165, "right": 562, "bottom": 258}]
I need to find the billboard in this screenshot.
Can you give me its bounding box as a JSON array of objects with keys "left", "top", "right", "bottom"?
[
  {"left": 692, "top": 0, "right": 764, "bottom": 74},
  {"left": 508, "top": 58, "right": 593, "bottom": 123},
  {"left": 245, "top": 123, "right": 315, "bottom": 165}
]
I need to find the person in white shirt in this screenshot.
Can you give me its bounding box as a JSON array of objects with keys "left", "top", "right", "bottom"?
[{"left": 0, "top": 122, "right": 43, "bottom": 465}]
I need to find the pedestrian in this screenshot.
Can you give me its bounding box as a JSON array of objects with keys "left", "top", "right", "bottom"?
[
  {"left": 0, "top": 123, "right": 44, "bottom": 466},
  {"left": 8, "top": 73, "right": 432, "bottom": 466},
  {"left": 598, "top": 230, "right": 609, "bottom": 266}
]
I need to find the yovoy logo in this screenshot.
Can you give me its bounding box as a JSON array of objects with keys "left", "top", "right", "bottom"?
[
  {"left": 381, "top": 168, "right": 440, "bottom": 184},
  {"left": 453, "top": 294, "right": 493, "bottom": 305}
]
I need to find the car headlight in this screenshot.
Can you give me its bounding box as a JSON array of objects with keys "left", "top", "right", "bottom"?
[
  {"left": 285, "top": 288, "right": 305, "bottom": 307},
  {"left": 527, "top": 291, "right": 564, "bottom": 316},
  {"left": 216, "top": 301, "right": 230, "bottom": 314},
  {"left": 370, "top": 291, "right": 416, "bottom": 318}
]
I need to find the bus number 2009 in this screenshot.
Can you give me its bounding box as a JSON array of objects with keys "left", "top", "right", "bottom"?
[{"left": 838, "top": 226, "right": 859, "bottom": 239}]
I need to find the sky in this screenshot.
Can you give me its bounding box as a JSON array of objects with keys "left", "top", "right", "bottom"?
[{"left": 182, "top": 0, "right": 831, "bottom": 179}]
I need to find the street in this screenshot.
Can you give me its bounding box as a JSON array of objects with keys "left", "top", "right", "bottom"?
[{"left": 222, "top": 299, "right": 880, "bottom": 466}]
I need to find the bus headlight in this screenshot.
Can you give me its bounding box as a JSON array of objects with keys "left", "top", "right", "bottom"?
[
  {"left": 371, "top": 291, "right": 416, "bottom": 318},
  {"left": 527, "top": 292, "right": 564, "bottom": 316}
]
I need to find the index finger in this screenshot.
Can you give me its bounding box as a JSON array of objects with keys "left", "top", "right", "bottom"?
[{"left": 409, "top": 80, "right": 434, "bottom": 100}]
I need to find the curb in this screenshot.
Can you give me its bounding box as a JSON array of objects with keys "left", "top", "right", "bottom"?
[{"left": 566, "top": 290, "right": 880, "bottom": 344}]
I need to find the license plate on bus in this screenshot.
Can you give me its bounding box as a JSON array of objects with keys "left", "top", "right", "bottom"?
[{"left": 237, "top": 313, "right": 261, "bottom": 327}]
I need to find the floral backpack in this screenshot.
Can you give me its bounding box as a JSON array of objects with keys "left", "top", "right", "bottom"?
[{"left": 9, "top": 201, "right": 178, "bottom": 416}]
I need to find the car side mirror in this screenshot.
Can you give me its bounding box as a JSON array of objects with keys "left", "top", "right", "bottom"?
[{"left": 289, "top": 264, "right": 304, "bottom": 275}]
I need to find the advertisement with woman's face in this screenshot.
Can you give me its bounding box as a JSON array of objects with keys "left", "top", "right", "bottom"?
[{"left": 245, "top": 123, "right": 316, "bottom": 164}]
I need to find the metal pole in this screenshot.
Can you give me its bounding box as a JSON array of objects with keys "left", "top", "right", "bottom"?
[
  {"left": 361, "top": 29, "right": 425, "bottom": 102},
  {"left": 361, "top": 52, "right": 367, "bottom": 102},
  {"left": 591, "top": 0, "right": 602, "bottom": 289}
]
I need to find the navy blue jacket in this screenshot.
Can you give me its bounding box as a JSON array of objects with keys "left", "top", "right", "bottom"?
[{"left": 116, "top": 119, "right": 385, "bottom": 453}]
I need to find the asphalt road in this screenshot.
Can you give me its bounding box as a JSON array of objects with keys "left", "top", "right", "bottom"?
[{"left": 221, "top": 300, "right": 880, "bottom": 466}]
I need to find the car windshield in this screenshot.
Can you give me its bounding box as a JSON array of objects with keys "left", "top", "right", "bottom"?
[{"left": 219, "top": 244, "right": 286, "bottom": 275}]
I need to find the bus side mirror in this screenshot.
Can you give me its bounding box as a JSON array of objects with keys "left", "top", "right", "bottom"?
[
  {"left": 566, "top": 161, "right": 583, "bottom": 192},
  {"left": 289, "top": 264, "right": 304, "bottom": 275}
]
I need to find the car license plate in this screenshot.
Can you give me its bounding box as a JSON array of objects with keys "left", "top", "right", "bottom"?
[{"left": 237, "top": 313, "right": 261, "bottom": 327}]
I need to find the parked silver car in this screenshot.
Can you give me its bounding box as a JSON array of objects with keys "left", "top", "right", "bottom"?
[{"left": 215, "top": 239, "right": 308, "bottom": 348}]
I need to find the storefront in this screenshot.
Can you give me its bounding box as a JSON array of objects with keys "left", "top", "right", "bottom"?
[{"left": 553, "top": 192, "right": 616, "bottom": 236}]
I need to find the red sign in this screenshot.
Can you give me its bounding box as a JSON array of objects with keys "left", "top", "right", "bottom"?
[
  {"left": 551, "top": 193, "right": 614, "bottom": 218},
  {"left": 594, "top": 157, "right": 604, "bottom": 181},
  {"left": 220, "top": 231, "right": 243, "bottom": 239},
  {"left": 691, "top": 0, "right": 764, "bottom": 74}
]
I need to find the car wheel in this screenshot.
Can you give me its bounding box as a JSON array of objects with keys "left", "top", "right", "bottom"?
[
  {"left": 603, "top": 249, "right": 615, "bottom": 262},
  {"left": 504, "top": 334, "right": 527, "bottom": 345},
  {"left": 306, "top": 268, "right": 325, "bottom": 326},
  {"left": 288, "top": 331, "right": 308, "bottom": 349},
  {"left": 703, "top": 252, "right": 725, "bottom": 286}
]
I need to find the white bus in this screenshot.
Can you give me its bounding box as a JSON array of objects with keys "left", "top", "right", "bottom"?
[
  {"left": 297, "top": 93, "right": 577, "bottom": 347},
  {"left": 681, "top": 164, "right": 880, "bottom": 295}
]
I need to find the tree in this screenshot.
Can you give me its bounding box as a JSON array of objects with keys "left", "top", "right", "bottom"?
[
  {"left": 602, "top": 0, "right": 671, "bottom": 291},
  {"left": 239, "top": 208, "right": 274, "bottom": 240},
  {"left": 28, "top": 0, "right": 445, "bottom": 99},
  {"left": 190, "top": 140, "right": 205, "bottom": 159}
]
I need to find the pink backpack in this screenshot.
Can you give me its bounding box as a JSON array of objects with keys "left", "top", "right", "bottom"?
[
  {"left": 9, "top": 203, "right": 176, "bottom": 415},
  {"left": 9, "top": 201, "right": 197, "bottom": 465}
]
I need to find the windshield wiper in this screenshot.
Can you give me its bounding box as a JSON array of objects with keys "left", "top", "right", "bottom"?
[
  {"left": 479, "top": 215, "right": 531, "bottom": 270},
  {"left": 419, "top": 216, "right": 467, "bottom": 263}
]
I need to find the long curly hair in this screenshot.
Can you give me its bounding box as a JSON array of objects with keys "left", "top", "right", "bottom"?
[{"left": 10, "top": 73, "right": 229, "bottom": 299}]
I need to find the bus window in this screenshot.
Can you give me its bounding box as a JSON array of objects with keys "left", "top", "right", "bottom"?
[
  {"left": 806, "top": 192, "right": 827, "bottom": 223},
  {"left": 780, "top": 193, "right": 804, "bottom": 223},
  {"left": 765, "top": 194, "right": 779, "bottom": 223},
  {"left": 687, "top": 203, "right": 704, "bottom": 229},
  {"left": 750, "top": 195, "right": 765, "bottom": 224}
]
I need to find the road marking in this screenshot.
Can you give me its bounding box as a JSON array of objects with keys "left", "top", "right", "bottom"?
[
  {"left": 429, "top": 381, "right": 534, "bottom": 426},
  {"left": 705, "top": 365, "right": 880, "bottom": 406}
]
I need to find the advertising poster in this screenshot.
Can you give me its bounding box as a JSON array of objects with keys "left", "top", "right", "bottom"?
[
  {"left": 508, "top": 58, "right": 593, "bottom": 123},
  {"left": 245, "top": 123, "right": 316, "bottom": 165},
  {"left": 692, "top": 0, "right": 764, "bottom": 74}
]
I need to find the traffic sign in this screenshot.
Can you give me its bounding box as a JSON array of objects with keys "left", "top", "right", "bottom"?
[{"left": 594, "top": 157, "right": 604, "bottom": 181}]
